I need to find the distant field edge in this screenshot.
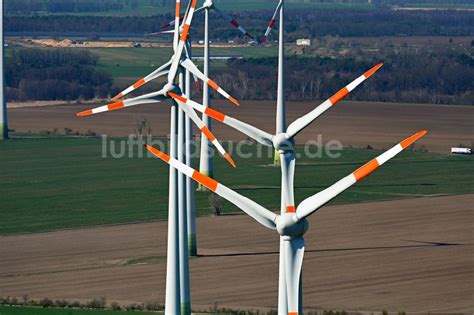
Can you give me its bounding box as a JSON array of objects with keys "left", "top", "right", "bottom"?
[{"left": 1, "top": 193, "right": 472, "bottom": 238}]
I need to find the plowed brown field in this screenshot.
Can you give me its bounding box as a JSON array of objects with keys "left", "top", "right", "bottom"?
[
  {"left": 1, "top": 195, "right": 472, "bottom": 313},
  {"left": 8, "top": 101, "right": 473, "bottom": 153}
]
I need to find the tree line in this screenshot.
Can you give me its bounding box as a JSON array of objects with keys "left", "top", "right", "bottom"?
[
  {"left": 6, "top": 48, "right": 115, "bottom": 101},
  {"left": 209, "top": 52, "right": 473, "bottom": 105},
  {"left": 6, "top": 9, "right": 474, "bottom": 39}
]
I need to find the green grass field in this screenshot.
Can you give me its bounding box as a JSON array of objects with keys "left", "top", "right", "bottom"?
[
  {"left": 90, "top": 47, "right": 278, "bottom": 79},
  {"left": 0, "top": 135, "right": 472, "bottom": 235}
]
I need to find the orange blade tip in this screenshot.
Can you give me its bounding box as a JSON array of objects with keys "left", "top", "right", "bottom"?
[
  {"left": 400, "top": 130, "right": 427, "bottom": 149},
  {"left": 76, "top": 109, "right": 93, "bottom": 117},
  {"left": 364, "top": 63, "right": 384, "bottom": 78},
  {"left": 224, "top": 153, "right": 237, "bottom": 168},
  {"left": 111, "top": 93, "right": 123, "bottom": 101},
  {"left": 228, "top": 96, "right": 240, "bottom": 107},
  {"left": 145, "top": 145, "right": 170, "bottom": 162}
]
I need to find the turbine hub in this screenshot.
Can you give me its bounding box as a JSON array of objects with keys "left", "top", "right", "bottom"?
[
  {"left": 273, "top": 133, "right": 294, "bottom": 152},
  {"left": 276, "top": 213, "right": 308, "bottom": 237},
  {"left": 164, "top": 83, "right": 179, "bottom": 94}
]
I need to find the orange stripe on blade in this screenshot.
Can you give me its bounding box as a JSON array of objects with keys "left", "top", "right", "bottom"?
[
  {"left": 224, "top": 153, "right": 236, "bottom": 168},
  {"left": 353, "top": 159, "right": 380, "bottom": 182},
  {"left": 207, "top": 79, "right": 219, "bottom": 91},
  {"left": 288, "top": 312, "right": 298, "bottom": 315},
  {"left": 133, "top": 79, "right": 146, "bottom": 89},
  {"left": 364, "top": 63, "right": 383, "bottom": 79},
  {"left": 201, "top": 126, "right": 216, "bottom": 142},
  {"left": 168, "top": 92, "right": 187, "bottom": 103},
  {"left": 146, "top": 145, "right": 170, "bottom": 162},
  {"left": 175, "top": 1, "right": 180, "bottom": 17},
  {"left": 228, "top": 96, "right": 240, "bottom": 106},
  {"left": 192, "top": 171, "right": 218, "bottom": 191},
  {"left": 76, "top": 109, "right": 93, "bottom": 117},
  {"left": 108, "top": 101, "right": 125, "bottom": 111},
  {"left": 205, "top": 108, "right": 225, "bottom": 122},
  {"left": 180, "top": 24, "right": 190, "bottom": 41},
  {"left": 287, "top": 206, "right": 296, "bottom": 213},
  {"left": 329, "top": 87, "right": 349, "bottom": 105},
  {"left": 400, "top": 130, "right": 427, "bottom": 149},
  {"left": 111, "top": 92, "right": 123, "bottom": 101}
]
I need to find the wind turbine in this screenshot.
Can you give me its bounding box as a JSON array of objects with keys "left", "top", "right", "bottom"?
[
  {"left": 159, "top": 60, "right": 427, "bottom": 313},
  {"left": 163, "top": 0, "right": 253, "bottom": 187},
  {"left": 160, "top": 0, "right": 254, "bottom": 255},
  {"left": 147, "top": 115, "right": 426, "bottom": 315},
  {"left": 1, "top": 0, "right": 8, "bottom": 140},
  {"left": 76, "top": 1, "right": 239, "bottom": 313},
  {"left": 197, "top": 0, "right": 254, "bottom": 193}
]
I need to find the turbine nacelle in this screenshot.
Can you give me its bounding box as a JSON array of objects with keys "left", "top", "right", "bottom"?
[
  {"left": 164, "top": 83, "right": 180, "bottom": 95},
  {"left": 202, "top": 0, "right": 214, "bottom": 9},
  {"left": 276, "top": 213, "right": 308, "bottom": 238},
  {"left": 273, "top": 133, "right": 294, "bottom": 152}
]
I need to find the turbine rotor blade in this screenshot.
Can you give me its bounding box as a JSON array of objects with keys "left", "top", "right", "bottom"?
[
  {"left": 262, "top": 1, "right": 282, "bottom": 43},
  {"left": 212, "top": 6, "right": 254, "bottom": 39},
  {"left": 284, "top": 236, "right": 305, "bottom": 315},
  {"left": 77, "top": 88, "right": 168, "bottom": 117},
  {"left": 281, "top": 151, "right": 296, "bottom": 213},
  {"left": 181, "top": 58, "right": 239, "bottom": 106},
  {"left": 111, "top": 60, "right": 171, "bottom": 100},
  {"left": 169, "top": 92, "right": 236, "bottom": 168},
  {"left": 168, "top": 0, "right": 198, "bottom": 83},
  {"left": 183, "top": 43, "right": 201, "bottom": 92},
  {"left": 168, "top": 92, "right": 273, "bottom": 147},
  {"left": 173, "top": 0, "right": 181, "bottom": 50},
  {"left": 296, "top": 130, "right": 427, "bottom": 220},
  {"left": 286, "top": 63, "right": 383, "bottom": 139},
  {"left": 146, "top": 145, "right": 278, "bottom": 229}
]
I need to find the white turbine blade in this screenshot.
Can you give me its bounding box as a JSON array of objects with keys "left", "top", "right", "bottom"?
[
  {"left": 173, "top": 0, "right": 181, "bottom": 50},
  {"left": 286, "top": 63, "right": 383, "bottom": 139},
  {"left": 183, "top": 43, "right": 201, "bottom": 91},
  {"left": 171, "top": 93, "right": 236, "bottom": 168},
  {"left": 168, "top": 0, "right": 198, "bottom": 82},
  {"left": 162, "top": 5, "right": 204, "bottom": 29},
  {"left": 296, "top": 130, "right": 427, "bottom": 220},
  {"left": 76, "top": 96, "right": 163, "bottom": 117},
  {"left": 146, "top": 145, "right": 278, "bottom": 229},
  {"left": 262, "top": 1, "right": 282, "bottom": 43},
  {"left": 181, "top": 58, "right": 239, "bottom": 106},
  {"left": 168, "top": 92, "right": 273, "bottom": 147},
  {"left": 111, "top": 60, "right": 171, "bottom": 101},
  {"left": 284, "top": 236, "right": 305, "bottom": 315},
  {"left": 281, "top": 151, "right": 296, "bottom": 214},
  {"left": 147, "top": 30, "right": 175, "bottom": 35},
  {"left": 213, "top": 5, "right": 254, "bottom": 39}
]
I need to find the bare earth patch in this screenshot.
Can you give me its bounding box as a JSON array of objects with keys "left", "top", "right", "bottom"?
[
  {"left": 8, "top": 101, "right": 473, "bottom": 153},
  {"left": 0, "top": 195, "right": 472, "bottom": 313}
]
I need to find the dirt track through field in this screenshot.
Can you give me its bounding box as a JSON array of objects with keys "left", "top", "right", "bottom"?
[
  {"left": 1, "top": 195, "right": 472, "bottom": 313},
  {"left": 8, "top": 101, "right": 473, "bottom": 153}
]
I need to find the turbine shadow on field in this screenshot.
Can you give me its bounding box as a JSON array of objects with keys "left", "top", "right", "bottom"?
[{"left": 199, "top": 241, "right": 463, "bottom": 258}]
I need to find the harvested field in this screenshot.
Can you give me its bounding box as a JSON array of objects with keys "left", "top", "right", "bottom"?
[
  {"left": 0, "top": 195, "right": 472, "bottom": 313},
  {"left": 8, "top": 101, "right": 473, "bottom": 154}
]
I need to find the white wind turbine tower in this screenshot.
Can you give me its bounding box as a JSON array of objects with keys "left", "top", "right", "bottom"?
[
  {"left": 76, "top": 1, "right": 240, "bottom": 313},
  {"left": 161, "top": 0, "right": 253, "bottom": 255},
  {"left": 197, "top": 0, "right": 254, "bottom": 190},
  {"left": 0, "top": 0, "right": 8, "bottom": 140},
  {"left": 155, "top": 61, "right": 428, "bottom": 313},
  {"left": 163, "top": 0, "right": 253, "bottom": 182}
]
